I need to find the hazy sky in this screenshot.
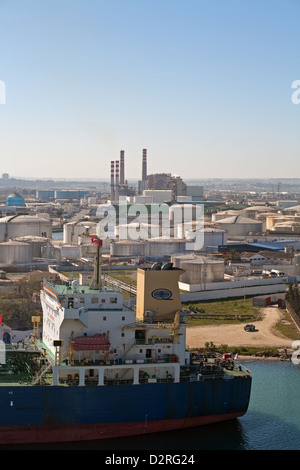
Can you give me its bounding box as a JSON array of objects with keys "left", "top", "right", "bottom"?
[{"left": 0, "top": 0, "right": 299, "bottom": 180}]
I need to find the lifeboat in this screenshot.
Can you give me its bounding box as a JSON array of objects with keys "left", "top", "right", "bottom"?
[{"left": 72, "top": 334, "right": 110, "bottom": 351}]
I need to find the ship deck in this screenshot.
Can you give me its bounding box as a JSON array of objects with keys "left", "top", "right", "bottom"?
[
  {"left": 43, "top": 279, "right": 120, "bottom": 296},
  {"left": 0, "top": 340, "right": 250, "bottom": 388}
]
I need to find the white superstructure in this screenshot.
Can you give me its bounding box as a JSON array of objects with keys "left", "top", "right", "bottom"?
[{"left": 40, "top": 265, "right": 189, "bottom": 386}]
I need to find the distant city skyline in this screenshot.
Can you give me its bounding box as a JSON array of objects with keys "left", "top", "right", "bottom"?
[{"left": 0, "top": 0, "right": 299, "bottom": 180}]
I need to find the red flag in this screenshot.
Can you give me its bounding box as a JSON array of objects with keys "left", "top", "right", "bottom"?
[{"left": 91, "top": 237, "right": 102, "bottom": 247}]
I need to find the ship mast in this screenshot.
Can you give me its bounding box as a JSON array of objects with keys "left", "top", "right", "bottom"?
[{"left": 91, "top": 237, "right": 103, "bottom": 289}]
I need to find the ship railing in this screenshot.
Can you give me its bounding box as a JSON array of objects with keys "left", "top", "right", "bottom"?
[
  {"left": 180, "top": 373, "right": 229, "bottom": 382},
  {"left": 135, "top": 338, "right": 173, "bottom": 345},
  {"left": 121, "top": 355, "right": 179, "bottom": 365},
  {"left": 57, "top": 373, "right": 237, "bottom": 387},
  {"left": 1, "top": 343, "right": 40, "bottom": 352},
  {"left": 31, "top": 361, "right": 53, "bottom": 385},
  {"left": 61, "top": 376, "right": 177, "bottom": 387},
  {"left": 0, "top": 375, "right": 33, "bottom": 385},
  {"left": 236, "top": 363, "right": 251, "bottom": 376},
  {"left": 67, "top": 354, "right": 179, "bottom": 368}
]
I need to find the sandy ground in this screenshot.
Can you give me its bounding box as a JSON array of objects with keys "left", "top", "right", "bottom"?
[{"left": 186, "top": 306, "right": 295, "bottom": 349}]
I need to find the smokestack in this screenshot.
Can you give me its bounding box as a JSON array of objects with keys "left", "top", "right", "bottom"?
[
  {"left": 142, "top": 148, "right": 147, "bottom": 187},
  {"left": 120, "top": 150, "right": 125, "bottom": 185},
  {"left": 115, "top": 160, "right": 119, "bottom": 200},
  {"left": 110, "top": 160, "right": 115, "bottom": 202}
]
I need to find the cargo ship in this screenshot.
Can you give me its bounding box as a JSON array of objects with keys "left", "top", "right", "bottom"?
[{"left": 0, "top": 239, "right": 251, "bottom": 444}]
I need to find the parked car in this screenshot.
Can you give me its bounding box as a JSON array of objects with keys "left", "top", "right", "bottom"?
[{"left": 244, "top": 324, "right": 255, "bottom": 332}]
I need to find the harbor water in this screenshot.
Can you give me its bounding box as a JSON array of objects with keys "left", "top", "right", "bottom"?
[{"left": 2, "top": 359, "right": 300, "bottom": 451}]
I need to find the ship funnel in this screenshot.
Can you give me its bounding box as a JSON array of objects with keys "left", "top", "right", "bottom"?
[{"left": 136, "top": 266, "right": 184, "bottom": 322}]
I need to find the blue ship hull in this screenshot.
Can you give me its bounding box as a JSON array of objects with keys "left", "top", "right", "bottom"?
[{"left": 0, "top": 375, "right": 251, "bottom": 444}]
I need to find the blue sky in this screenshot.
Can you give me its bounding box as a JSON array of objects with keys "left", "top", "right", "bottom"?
[{"left": 0, "top": 0, "right": 299, "bottom": 180}]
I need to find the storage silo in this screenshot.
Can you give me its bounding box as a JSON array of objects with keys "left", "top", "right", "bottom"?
[
  {"left": 176, "top": 223, "right": 227, "bottom": 251},
  {"left": 0, "top": 240, "right": 32, "bottom": 265},
  {"left": 171, "top": 254, "right": 224, "bottom": 285},
  {"left": 63, "top": 221, "right": 97, "bottom": 244},
  {"left": 13, "top": 236, "right": 51, "bottom": 258},
  {"left": 211, "top": 210, "right": 241, "bottom": 222},
  {"left": 146, "top": 239, "right": 187, "bottom": 256},
  {"left": 110, "top": 240, "right": 146, "bottom": 257},
  {"left": 215, "top": 215, "right": 263, "bottom": 239},
  {"left": 241, "top": 205, "right": 277, "bottom": 219},
  {"left": 0, "top": 215, "right": 52, "bottom": 242}
]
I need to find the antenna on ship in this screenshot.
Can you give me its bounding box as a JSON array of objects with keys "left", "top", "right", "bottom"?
[{"left": 91, "top": 237, "right": 103, "bottom": 290}]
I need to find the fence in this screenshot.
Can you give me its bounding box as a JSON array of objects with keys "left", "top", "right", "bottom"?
[{"left": 286, "top": 301, "right": 300, "bottom": 332}]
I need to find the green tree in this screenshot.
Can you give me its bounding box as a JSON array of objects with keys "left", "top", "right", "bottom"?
[
  {"left": 0, "top": 278, "right": 42, "bottom": 327},
  {"left": 286, "top": 282, "right": 300, "bottom": 317}
]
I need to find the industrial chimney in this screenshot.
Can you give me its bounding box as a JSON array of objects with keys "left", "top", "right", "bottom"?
[
  {"left": 120, "top": 150, "right": 125, "bottom": 185},
  {"left": 142, "top": 149, "right": 147, "bottom": 186},
  {"left": 115, "top": 160, "right": 119, "bottom": 201},
  {"left": 110, "top": 160, "right": 115, "bottom": 202}
]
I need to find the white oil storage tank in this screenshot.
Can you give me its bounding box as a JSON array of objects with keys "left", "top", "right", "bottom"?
[
  {"left": 110, "top": 240, "right": 146, "bottom": 257},
  {"left": 176, "top": 223, "right": 227, "bottom": 252},
  {"left": 0, "top": 240, "right": 32, "bottom": 266},
  {"left": 63, "top": 221, "right": 97, "bottom": 244},
  {"left": 13, "top": 236, "right": 51, "bottom": 258},
  {"left": 215, "top": 215, "right": 263, "bottom": 239},
  {"left": 146, "top": 239, "right": 187, "bottom": 256},
  {"left": 0, "top": 215, "right": 52, "bottom": 242},
  {"left": 171, "top": 254, "right": 224, "bottom": 285}
]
